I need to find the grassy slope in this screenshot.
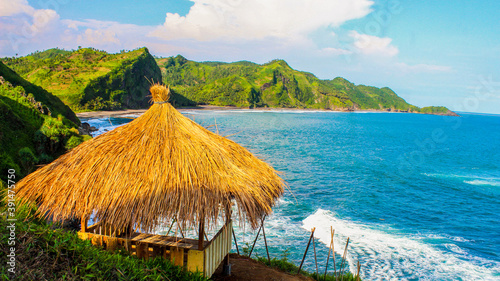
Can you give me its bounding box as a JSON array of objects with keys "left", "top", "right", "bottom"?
[
  {"left": 0, "top": 204, "right": 206, "bottom": 281},
  {"left": 0, "top": 61, "right": 78, "bottom": 123},
  {"left": 158, "top": 55, "right": 453, "bottom": 114},
  {"left": 3, "top": 48, "right": 167, "bottom": 111},
  {"left": 0, "top": 62, "right": 89, "bottom": 182}
]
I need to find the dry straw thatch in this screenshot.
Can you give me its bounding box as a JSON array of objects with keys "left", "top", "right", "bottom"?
[{"left": 16, "top": 84, "right": 284, "bottom": 232}]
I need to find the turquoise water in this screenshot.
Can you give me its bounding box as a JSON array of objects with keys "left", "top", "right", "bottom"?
[{"left": 82, "top": 111, "right": 500, "bottom": 280}]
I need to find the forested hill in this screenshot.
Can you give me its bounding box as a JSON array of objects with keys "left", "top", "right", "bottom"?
[
  {"left": 3, "top": 47, "right": 162, "bottom": 111},
  {"left": 157, "top": 55, "right": 457, "bottom": 115},
  {"left": 0, "top": 61, "right": 89, "bottom": 183},
  {"left": 2, "top": 48, "right": 456, "bottom": 115}
]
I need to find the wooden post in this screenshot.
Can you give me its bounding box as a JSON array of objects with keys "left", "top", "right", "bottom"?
[
  {"left": 338, "top": 237, "right": 350, "bottom": 281},
  {"left": 356, "top": 261, "right": 361, "bottom": 281},
  {"left": 225, "top": 204, "right": 232, "bottom": 224},
  {"left": 248, "top": 225, "right": 262, "bottom": 258},
  {"left": 232, "top": 226, "right": 240, "bottom": 255},
  {"left": 81, "top": 216, "right": 88, "bottom": 232},
  {"left": 312, "top": 235, "right": 318, "bottom": 276},
  {"left": 198, "top": 219, "right": 205, "bottom": 250},
  {"left": 298, "top": 227, "right": 315, "bottom": 274},
  {"left": 166, "top": 219, "right": 175, "bottom": 236},
  {"left": 261, "top": 218, "right": 271, "bottom": 263},
  {"left": 324, "top": 227, "right": 335, "bottom": 280},
  {"left": 224, "top": 207, "right": 232, "bottom": 273}
]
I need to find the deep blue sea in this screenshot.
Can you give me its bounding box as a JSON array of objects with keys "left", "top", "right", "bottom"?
[{"left": 82, "top": 110, "right": 500, "bottom": 280}]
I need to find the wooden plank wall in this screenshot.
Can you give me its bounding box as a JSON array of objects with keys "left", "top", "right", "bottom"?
[{"left": 203, "top": 221, "right": 232, "bottom": 277}]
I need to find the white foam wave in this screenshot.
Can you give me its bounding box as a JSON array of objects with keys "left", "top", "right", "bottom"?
[
  {"left": 465, "top": 180, "right": 500, "bottom": 187},
  {"left": 302, "top": 209, "right": 499, "bottom": 280},
  {"left": 424, "top": 233, "right": 472, "bottom": 243}
]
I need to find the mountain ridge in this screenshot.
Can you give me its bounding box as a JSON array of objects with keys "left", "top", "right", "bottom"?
[
  {"left": 157, "top": 55, "right": 458, "bottom": 116},
  {"left": 3, "top": 47, "right": 163, "bottom": 112},
  {"left": 2, "top": 48, "right": 457, "bottom": 116}
]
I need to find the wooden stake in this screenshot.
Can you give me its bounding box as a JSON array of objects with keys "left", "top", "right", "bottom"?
[
  {"left": 332, "top": 229, "right": 337, "bottom": 280},
  {"left": 338, "top": 237, "right": 350, "bottom": 281},
  {"left": 261, "top": 217, "right": 271, "bottom": 263},
  {"left": 232, "top": 226, "right": 240, "bottom": 255},
  {"left": 165, "top": 219, "right": 175, "bottom": 236},
  {"left": 248, "top": 224, "right": 262, "bottom": 258},
  {"left": 356, "top": 261, "right": 361, "bottom": 281},
  {"left": 179, "top": 224, "right": 185, "bottom": 239},
  {"left": 312, "top": 235, "right": 318, "bottom": 276},
  {"left": 298, "top": 227, "right": 315, "bottom": 274},
  {"left": 324, "top": 227, "right": 335, "bottom": 281}
]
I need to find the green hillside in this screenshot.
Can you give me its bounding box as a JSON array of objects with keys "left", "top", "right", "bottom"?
[
  {"left": 3, "top": 48, "right": 165, "bottom": 111},
  {"left": 2, "top": 48, "right": 455, "bottom": 115},
  {"left": 157, "top": 55, "right": 456, "bottom": 115},
  {"left": 0, "top": 61, "right": 89, "bottom": 183}
]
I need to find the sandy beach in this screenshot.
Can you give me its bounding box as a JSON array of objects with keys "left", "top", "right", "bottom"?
[
  {"left": 76, "top": 105, "right": 458, "bottom": 119},
  {"left": 76, "top": 105, "right": 352, "bottom": 119}
]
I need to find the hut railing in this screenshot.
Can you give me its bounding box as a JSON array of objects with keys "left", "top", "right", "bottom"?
[
  {"left": 201, "top": 220, "right": 232, "bottom": 277},
  {"left": 78, "top": 220, "right": 233, "bottom": 278}
]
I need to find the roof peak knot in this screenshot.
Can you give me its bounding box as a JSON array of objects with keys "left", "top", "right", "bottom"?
[{"left": 150, "top": 83, "right": 170, "bottom": 103}]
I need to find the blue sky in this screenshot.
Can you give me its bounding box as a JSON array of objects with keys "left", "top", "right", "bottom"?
[{"left": 1, "top": 0, "right": 499, "bottom": 113}]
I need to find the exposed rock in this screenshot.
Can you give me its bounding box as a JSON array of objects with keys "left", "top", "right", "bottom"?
[{"left": 78, "top": 122, "right": 94, "bottom": 136}]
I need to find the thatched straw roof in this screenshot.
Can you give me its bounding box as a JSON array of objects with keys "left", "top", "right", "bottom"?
[{"left": 16, "top": 84, "right": 284, "bottom": 232}]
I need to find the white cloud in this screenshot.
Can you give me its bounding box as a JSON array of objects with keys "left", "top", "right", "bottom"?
[
  {"left": 0, "top": 0, "right": 34, "bottom": 17},
  {"left": 32, "top": 9, "right": 60, "bottom": 33},
  {"left": 395, "top": 62, "right": 452, "bottom": 73},
  {"left": 349, "top": 30, "right": 398, "bottom": 57},
  {"left": 319, "top": 47, "right": 352, "bottom": 56},
  {"left": 77, "top": 29, "right": 120, "bottom": 45},
  {"left": 150, "top": 0, "right": 373, "bottom": 42}
]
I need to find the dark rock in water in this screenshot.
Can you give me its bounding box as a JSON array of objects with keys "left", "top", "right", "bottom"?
[
  {"left": 79, "top": 122, "right": 93, "bottom": 136},
  {"left": 81, "top": 122, "right": 90, "bottom": 131}
]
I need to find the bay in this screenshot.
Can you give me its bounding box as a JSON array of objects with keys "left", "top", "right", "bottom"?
[{"left": 82, "top": 110, "right": 500, "bottom": 280}]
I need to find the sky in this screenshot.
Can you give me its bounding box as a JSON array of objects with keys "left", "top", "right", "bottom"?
[{"left": 1, "top": 0, "right": 499, "bottom": 114}]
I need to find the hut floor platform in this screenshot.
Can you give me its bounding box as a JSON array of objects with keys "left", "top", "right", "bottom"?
[{"left": 78, "top": 221, "right": 233, "bottom": 278}]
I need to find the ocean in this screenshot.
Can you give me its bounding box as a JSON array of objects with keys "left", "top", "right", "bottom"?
[{"left": 82, "top": 110, "right": 500, "bottom": 280}]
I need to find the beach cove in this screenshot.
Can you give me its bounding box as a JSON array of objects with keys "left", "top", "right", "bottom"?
[{"left": 80, "top": 109, "right": 500, "bottom": 280}]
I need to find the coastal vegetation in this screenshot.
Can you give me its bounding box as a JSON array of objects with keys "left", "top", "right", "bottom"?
[
  {"left": 2, "top": 48, "right": 456, "bottom": 115},
  {"left": 3, "top": 47, "right": 164, "bottom": 111},
  {"left": 0, "top": 62, "right": 88, "bottom": 183},
  {"left": 254, "top": 254, "right": 359, "bottom": 281},
  {"left": 157, "top": 55, "right": 456, "bottom": 115},
  {"left": 0, "top": 204, "right": 207, "bottom": 280}
]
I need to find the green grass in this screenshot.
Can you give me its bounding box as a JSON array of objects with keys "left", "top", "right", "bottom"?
[
  {"left": 254, "top": 255, "right": 360, "bottom": 281},
  {"left": 0, "top": 203, "right": 207, "bottom": 281}
]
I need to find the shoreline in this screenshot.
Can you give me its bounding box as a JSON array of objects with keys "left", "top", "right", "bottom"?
[{"left": 76, "top": 105, "right": 459, "bottom": 119}]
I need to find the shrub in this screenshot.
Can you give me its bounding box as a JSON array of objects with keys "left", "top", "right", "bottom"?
[{"left": 18, "top": 147, "right": 38, "bottom": 173}]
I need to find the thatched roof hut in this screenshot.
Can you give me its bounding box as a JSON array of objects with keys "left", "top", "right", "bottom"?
[{"left": 16, "top": 84, "right": 285, "bottom": 233}]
